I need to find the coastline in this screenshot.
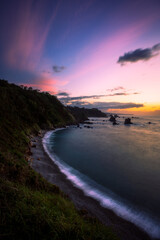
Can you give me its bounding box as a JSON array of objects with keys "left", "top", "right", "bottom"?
[{"left": 30, "top": 130, "right": 154, "bottom": 240}]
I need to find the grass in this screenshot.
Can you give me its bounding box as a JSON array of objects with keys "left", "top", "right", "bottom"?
[
  {"left": 0, "top": 80, "right": 120, "bottom": 240},
  {"left": 1, "top": 178, "right": 119, "bottom": 240}
]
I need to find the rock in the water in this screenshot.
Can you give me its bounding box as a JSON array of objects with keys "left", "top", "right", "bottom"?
[
  {"left": 84, "top": 121, "right": 93, "bottom": 124},
  {"left": 114, "top": 114, "right": 120, "bottom": 118},
  {"left": 109, "top": 115, "right": 116, "bottom": 122},
  {"left": 109, "top": 114, "right": 119, "bottom": 125},
  {"left": 112, "top": 120, "right": 118, "bottom": 125},
  {"left": 84, "top": 125, "right": 93, "bottom": 128},
  {"left": 124, "top": 118, "right": 132, "bottom": 124}
]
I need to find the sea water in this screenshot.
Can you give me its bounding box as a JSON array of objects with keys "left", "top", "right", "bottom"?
[{"left": 43, "top": 116, "right": 160, "bottom": 238}]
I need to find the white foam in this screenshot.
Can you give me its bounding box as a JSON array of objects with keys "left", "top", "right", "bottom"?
[{"left": 43, "top": 129, "right": 160, "bottom": 239}]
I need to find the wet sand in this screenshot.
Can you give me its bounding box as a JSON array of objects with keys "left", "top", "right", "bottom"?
[{"left": 30, "top": 131, "right": 154, "bottom": 240}]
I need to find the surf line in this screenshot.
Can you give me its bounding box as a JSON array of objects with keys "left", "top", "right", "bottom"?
[{"left": 42, "top": 129, "right": 160, "bottom": 239}]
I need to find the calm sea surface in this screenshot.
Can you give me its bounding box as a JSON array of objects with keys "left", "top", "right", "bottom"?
[{"left": 43, "top": 115, "right": 160, "bottom": 238}]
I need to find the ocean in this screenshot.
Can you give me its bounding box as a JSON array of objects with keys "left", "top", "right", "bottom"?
[{"left": 43, "top": 115, "right": 160, "bottom": 238}]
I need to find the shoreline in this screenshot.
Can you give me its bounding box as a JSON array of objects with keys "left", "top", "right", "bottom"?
[{"left": 30, "top": 130, "right": 154, "bottom": 240}]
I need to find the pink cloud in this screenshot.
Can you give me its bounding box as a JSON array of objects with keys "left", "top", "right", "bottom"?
[
  {"left": 4, "top": 0, "right": 62, "bottom": 93},
  {"left": 22, "top": 72, "right": 57, "bottom": 94}
]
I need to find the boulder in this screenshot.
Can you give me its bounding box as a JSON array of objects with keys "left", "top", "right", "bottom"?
[
  {"left": 124, "top": 118, "right": 132, "bottom": 124},
  {"left": 114, "top": 114, "right": 120, "bottom": 118},
  {"left": 31, "top": 143, "right": 36, "bottom": 148},
  {"left": 113, "top": 120, "right": 118, "bottom": 125},
  {"left": 84, "top": 125, "right": 93, "bottom": 128},
  {"left": 109, "top": 115, "right": 116, "bottom": 122},
  {"left": 84, "top": 121, "right": 93, "bottom": 124}
]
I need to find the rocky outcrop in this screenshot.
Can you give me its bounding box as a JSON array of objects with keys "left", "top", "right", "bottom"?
[
  {"left": 124, "top": 118, "right": 132, "bottom": 124},
  {"left": 67, "top": 106, "right": 107, "bottom": 123},
  {"left": 109, "top": 115, "right": 116, "bottom": 122},
  {"left": 84, "top": 125, "right": 93, "bottom": 129}
]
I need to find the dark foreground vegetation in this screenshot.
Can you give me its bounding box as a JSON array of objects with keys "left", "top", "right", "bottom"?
[{"left": 0, "top": 80, "right": 119, "bottom": 240}]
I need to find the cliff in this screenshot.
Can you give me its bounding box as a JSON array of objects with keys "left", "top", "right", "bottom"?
[
  {"left": 67, "top": 106, "right": 107, "bottom": 123},
  {"left": 0, "top": 80, "right": 119, "bottom": 240}
]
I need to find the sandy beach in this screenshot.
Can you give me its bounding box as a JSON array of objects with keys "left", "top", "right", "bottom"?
[{"left": 30, "top": 131, "right": 154, "bottom": 240}]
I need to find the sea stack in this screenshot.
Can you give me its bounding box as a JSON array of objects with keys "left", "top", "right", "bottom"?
[{"left": 124, "top": 118, "right": 132, "bottom": 124}]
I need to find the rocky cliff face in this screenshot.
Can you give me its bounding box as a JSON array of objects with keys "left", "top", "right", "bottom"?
[{"left": 67, "top": 106, "right": 107, "bottom": 123}]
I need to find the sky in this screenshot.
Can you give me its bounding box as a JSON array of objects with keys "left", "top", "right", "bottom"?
[{"left": 0, "top": 0, "right": 160, "bottom": 114}]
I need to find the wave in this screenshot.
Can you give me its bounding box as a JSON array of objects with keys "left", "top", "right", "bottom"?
[{"left": 42, "top": 129, "right": 160, "bottom": 239}]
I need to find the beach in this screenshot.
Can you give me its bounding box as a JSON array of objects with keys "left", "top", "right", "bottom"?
[{"left": 30, "top": 130, "right": 154, "bottom": 240}]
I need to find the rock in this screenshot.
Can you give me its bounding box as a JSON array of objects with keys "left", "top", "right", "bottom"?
[
  {"left": 84, "top": 121, "right": 93, "bottom": 124},
  {"left": 109, "top": 115, "right": 116, "bottom": 122},
  {"left": 113, "top": 120, "right": 118, "bottom": 125},
  {"left": 109, "top": 115, "right": 119, "bottom": 125},
  {"left": 114, "top": 114, "right": 120, "bottom": 118},
  {"left": 124, "top": 118, "right": 132, "bottom": 124},
  {"left": 31, "top": 143, "right": 36, "bottom": 148},
  {"left": 84, "top": 125, "right": 93, "bottom": 128},
  {"left": 132, "top": 116, "right": 139, "bottom": 119},
  {"left": 26, "top": 148, "right": 32, "bottom": 156},
  {"left": 26, "top": 156, "right": 33, "bottom": 164},
  {"left": 38, "top": 130, "right": 42, "bottom": 136}
]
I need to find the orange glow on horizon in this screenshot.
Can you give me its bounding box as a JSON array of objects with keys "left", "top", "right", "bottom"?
[{"left": 107, "top": 103, "right": 160, "bottom": 116}]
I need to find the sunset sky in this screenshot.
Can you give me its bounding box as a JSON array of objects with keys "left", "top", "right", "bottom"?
[{"left": 0, "top": 0, "right": 160, "bottom": 114}]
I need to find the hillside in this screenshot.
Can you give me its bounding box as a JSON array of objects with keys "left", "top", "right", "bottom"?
[
  {"left": 67, "top": 106, "right": 107, "bottom": 123},
  {"left": 0, "top": 80, "right": 119, "bottom": 240}
]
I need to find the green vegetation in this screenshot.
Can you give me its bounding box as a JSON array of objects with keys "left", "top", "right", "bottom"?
[{"left": 0, "top": 80, "right": 119, "bottom": 239}]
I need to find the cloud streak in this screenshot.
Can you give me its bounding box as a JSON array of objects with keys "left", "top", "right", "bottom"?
[
  {"left": 56, "top": 91, "right": 70, "bottom": 97},
  {"left": 59, "top": 91, "right": 139, "bottom": 103},
  {"left": 53, "top": 65, "right": 66, "bottom": 73},
  {"left": 5, "top": 1, "right": 59, "bottom": 71},
  {"left": 67, "top": 101, "right": 144, "bottom": 110},
  {"left": 117, "top": 43, "right": 160, "bottom": 65},
  {"left": 2, "top": 0, "right": 62, "bottom": 93},
  {"left": 107, "top": 86, "right": 125, "bottom": 92}
]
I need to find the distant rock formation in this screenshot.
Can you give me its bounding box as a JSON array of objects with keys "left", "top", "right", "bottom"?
[
  {"left": 84, "top": 125, "right": 93, "bottom": 128},
  {"left": 109, "top": 115, "right": 116, "bottom": 122},
  {"left": 109, "top": 115, "right": 118, "bottom": 125},
  {"left": 84, "top": 121, "right": 93, "bottom": 124},
  {"left": 67, "top": 106, "right": 107, "bottom": 123},
  {"left": 112, "top": 120, "right": 118, "bottom": 125},
  {"left": 124, "top": 118, "right": 132, "bottom": 124}
]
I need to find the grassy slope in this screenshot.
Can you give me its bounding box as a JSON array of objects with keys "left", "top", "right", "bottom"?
[{"left": 0, "top": 80, "right": 119, "bottom": 240}]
